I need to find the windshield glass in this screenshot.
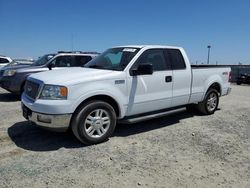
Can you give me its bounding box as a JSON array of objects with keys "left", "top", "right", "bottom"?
[
  {"left": 84, "top": 47, "right": 140, "bottom": 71},
  {"left": 32, "top": 54, "right": 55, "bottom": 66}
]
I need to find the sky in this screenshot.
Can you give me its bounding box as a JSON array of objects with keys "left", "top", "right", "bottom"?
[{"left": 0, "top": 0, "right": 249, "bottom": 64}]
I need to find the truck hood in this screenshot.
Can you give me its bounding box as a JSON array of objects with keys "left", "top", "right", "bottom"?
[{"left": 29, "top": 68, "right": 122, "bottom": 85}]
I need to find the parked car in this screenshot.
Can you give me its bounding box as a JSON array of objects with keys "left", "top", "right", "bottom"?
[
  {"left": 13, "top": 59, "right": 35, "bottom": 65},
  {"left": 0, "top": 51, "right": 99, "bottom": 94},
  {"left": 21, "top": 45, "right": 231, "bottom": 144},
  {"left": 0, "top": 55, "right": 13, "bottom": 67},
  {"left": 236, "top": 73, "right": 250, "bottom": 85},
  {"left": 4, "top": 59, "right": 35, "bottom": 67}
]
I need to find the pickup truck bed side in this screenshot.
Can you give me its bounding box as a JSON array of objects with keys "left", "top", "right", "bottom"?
[{"left": 190, "top": 67, "right": 231, "bottom": 104}]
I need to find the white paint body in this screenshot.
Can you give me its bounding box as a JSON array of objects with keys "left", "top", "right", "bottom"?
[{"left": 22, "top": 45, "right": 231, "bottom": 121}]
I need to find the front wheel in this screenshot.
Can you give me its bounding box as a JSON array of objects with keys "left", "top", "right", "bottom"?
[
  {"left": 197, "top": 89, "right": 219, "bottom": 115},
  {"left": 71, "top": 100, "right": 117, "bottom": 145}
]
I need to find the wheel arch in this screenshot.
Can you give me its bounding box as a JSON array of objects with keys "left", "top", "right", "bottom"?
[
  {"left": 207, "top": 82, "right": 221, "bottom": 95},
  {"left": 72, "top": 94, "right": 121, "bottom": 118},
  {"left": 69, "top": 94, "right": 122, "bottom": 130}
]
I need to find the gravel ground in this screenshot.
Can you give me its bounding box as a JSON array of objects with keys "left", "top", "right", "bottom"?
[{"left": 0, "top": 84, "right": 249, "bottom": 188}]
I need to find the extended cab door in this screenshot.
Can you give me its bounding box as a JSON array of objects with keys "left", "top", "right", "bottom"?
[
  {"left": 126, "top": 49, "right": 173, "bottom": 116},
  {"left": 166, "top": 49, "right": 192, "bottom": 106}
]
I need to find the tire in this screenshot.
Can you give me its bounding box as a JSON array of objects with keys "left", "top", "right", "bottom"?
[
  {"left": 236, "top": 81, "right": 242, "bottom": 85},
  {"left": 71, "top": 100, "right": 117, "bottom": 145},
  {"left": 197, "top": 89, "right": 219, "bottom": 115}
]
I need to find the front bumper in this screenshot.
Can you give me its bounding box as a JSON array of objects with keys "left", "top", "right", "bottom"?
[{"left": 22, "top": 103, "right": 72, "bottom": 132}]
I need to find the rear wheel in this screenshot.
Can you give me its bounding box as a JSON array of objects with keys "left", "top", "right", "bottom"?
[
  {"left": 71, "top": 100, "right": 116, "bottom": 145},
  {"left": 197, "top": 89, "right": 219, "bottom": 115}
]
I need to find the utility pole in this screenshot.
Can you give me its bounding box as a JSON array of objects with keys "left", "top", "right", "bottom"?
[{"left": 207, "top": 45, "right": 211, "bottom": 64}]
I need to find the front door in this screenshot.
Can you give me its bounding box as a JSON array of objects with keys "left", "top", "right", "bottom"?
[{"left": 126, "top": 49, "right": 173, "bottom": 116}]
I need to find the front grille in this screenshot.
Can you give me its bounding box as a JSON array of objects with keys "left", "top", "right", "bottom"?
[{"left": 25, "top": 80, "right": 40, "bottom": 100}]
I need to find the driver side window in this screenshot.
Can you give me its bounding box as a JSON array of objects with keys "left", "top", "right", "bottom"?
[{"left": 137, "top": 49, "right": 170, "bottom": 71}]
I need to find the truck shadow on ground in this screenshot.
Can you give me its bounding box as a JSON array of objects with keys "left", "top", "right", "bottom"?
[
  {"left": 0, "top": 92, "right": 20, "bottom": 102},
  {"left": 115, "top": 109, "right": 194, "bottom": 137},
  {"left": 8, "top": 109, "right": 197, "bottom": 152},
  {"left": 8, "top": 121, "right": 83, "bottom": 151}
]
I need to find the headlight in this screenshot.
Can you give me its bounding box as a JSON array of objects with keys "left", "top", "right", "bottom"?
[
  {"left": 39, "top": 85, "right": 68, "bottom": 100},
  {"left": 3, "top": 70, "right": 16, "bottom": 76}
]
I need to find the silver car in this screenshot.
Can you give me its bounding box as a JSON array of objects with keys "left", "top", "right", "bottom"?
[{"left": 0, "top": 51, "right": 99, "bottom": 95}]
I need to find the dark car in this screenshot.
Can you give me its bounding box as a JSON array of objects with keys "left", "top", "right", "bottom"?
[
  {"left": 236, "top": 73, "right": 250, "bottom": 85},
  {"left": 0, "top": 51, "right": 99, "bottom": 94}
]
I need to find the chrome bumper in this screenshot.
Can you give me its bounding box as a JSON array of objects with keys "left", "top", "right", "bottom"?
[{"left": 22, "top": 103, "right": 72, "bottom": 132}]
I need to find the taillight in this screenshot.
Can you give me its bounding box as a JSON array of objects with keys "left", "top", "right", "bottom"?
[{"left": 229, "top": 71, "right": 232, "bottom": 82}]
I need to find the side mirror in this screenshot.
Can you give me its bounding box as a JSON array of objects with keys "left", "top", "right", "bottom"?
[
  {"left": 132, "top": 63, "right": 153, "bottom": 76},
  {"left": 47, "top": 63, "right": 55, "bottom": 70}
]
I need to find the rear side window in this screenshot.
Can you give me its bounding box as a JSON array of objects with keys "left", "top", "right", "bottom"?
[
  {"left": 74, "top": 56, "right": 92, "bottom": 67},
  {"left": 0, "top": 58, "right": 10, "bottom": 64},
  {"left": 166, "top": 49, "right": 186, "bottom": 70},
  {"left": 137, "top": 49, "right": 171, "bottom": 71}
]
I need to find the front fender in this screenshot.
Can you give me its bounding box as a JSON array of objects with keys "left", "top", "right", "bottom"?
[{"left": 69, "top": 81, "right": 127, "bottom": 118}]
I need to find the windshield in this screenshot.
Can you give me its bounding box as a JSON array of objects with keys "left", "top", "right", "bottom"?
[
  {"left": 84, "top": 47, "right": 140, "bottom": 71},
  {"left": 32, "top": 54, "right": 55, "bottom": 66}
]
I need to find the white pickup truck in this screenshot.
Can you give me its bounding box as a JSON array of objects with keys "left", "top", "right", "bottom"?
[{"left": 21, "top": 45, "right": 231, "bottom": 144}]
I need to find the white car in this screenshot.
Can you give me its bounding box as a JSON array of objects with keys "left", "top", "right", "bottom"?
[
  {"left": 13, "top": 59, "right": 34, "bottom": 65},
  {"left": 0, "top": 55, "right": 13, "bottom": 67},
  {"left": 21, "top": 45, "right": 231, "bottom": 144}
]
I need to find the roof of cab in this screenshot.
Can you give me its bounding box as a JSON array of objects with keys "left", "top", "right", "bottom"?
[{"left": 114, "top": 45, "right": 182, "bottom": 49}]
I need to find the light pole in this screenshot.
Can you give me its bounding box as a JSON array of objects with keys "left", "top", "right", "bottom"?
[{"left": 207, "top": 45, "right": 211, "bottom": 64}]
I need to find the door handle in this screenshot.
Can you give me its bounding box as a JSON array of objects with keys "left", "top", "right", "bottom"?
[{"left": 165, "top": 76, "right": 172, "bottom": 82}]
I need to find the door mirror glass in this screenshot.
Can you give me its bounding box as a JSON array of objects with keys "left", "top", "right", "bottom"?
[{"left": 132, "top": 63, "right": 153, "bottom": 76}]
